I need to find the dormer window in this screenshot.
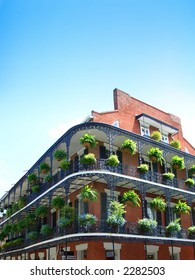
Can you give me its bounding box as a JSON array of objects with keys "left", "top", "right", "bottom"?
[
  {"left": 141, "top": 125, "right": 150, "bottom": 137},
  {"left": 161, "top": 134, "right": 169, "bottom": 144}
]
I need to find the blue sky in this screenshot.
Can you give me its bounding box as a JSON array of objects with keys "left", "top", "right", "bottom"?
[{"left": 0, "top": 0, "right": 195, "bottom": 198}]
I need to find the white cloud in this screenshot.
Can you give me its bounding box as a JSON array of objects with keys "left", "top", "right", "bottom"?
[{"left": 48, "top": 118, "right": 82, "bottom": 139}]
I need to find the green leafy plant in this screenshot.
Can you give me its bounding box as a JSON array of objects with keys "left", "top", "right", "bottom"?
[
  {"left": 138, "top": 218, "right": 157, "bottom": 233},
  {"left": 28, "top": 173, "right": 39, "bottom": 185},
  {"left": 121, "top": 190, "right": 140, "bottom": 207},
  {"left": 185, "top": 178, "right": 195, "bottom": 187},
  {"left": 80, "top": 153, "right": 96, "bottom": 165},
  {"left": 27, "top": 231, "right": 39, "bottom": 240},
  {"left": 166, "top": 219, "right": 181, "bottom": 235},
  {"left": 40, "top": 224, "right": 52, "bottom": 235},
  {"left": 78, "top": 213, "right": 97, "bottom": 226},
  {"left": 44, "top": 174, "right": 53, "bottom": 183},
  {"left": 121, "top": 139, "right": 137, "bottom": 155},
  {"left": 188, "top": 165, "right": 195, "bottom": 177},
  {"left": 80, "top": 133, "right": 97, "bottom": 148},
  {"left": 170, "top": 139, "right": 181, "bottom": 149},
  {"left": 80, "top": 185, "right": 98, "bottom": 202},
  {"left": 59, "top": 204, "right": 75, "bottom": 228},
  {"left": 53, "top": 149, "right": 66, "bottom": 161},
  {"left": 162, "top": 172, "right": 175, "bottom": 180},
  {"left": 35, "top": 205, "right": 48, "bottom": 218},
  {"left": 173, "top": 200, "right": 191, "bottom": 215},
  {"left": 151, "top": 131, "right": 161, "bottom": 141},
  {"left": 107, "top": 201, "right": 126, "bottom": 227},
  {"left": 106, "top": 154, "right": 120, "bottom": 167},
  {"left": 51, "top": 196, "right": 65, "bottom": 210},
  {"left": 31, "top": 185, "right": 40, "bottom": 193},
  {"left": 171, "top": 155, "right": 185, "bottom": 170},
  {"left": 137, "top": 164, "right": 149, "bottom": 173},
  {"left": 60, "top": 159, "right": 71, "bottom": 170},
  {"left": 39, "top": 162, "right": 50, "bottom": 174},
  {"left": 147, "top": 147, "right": 164, "bottom": 165},
  {"left": 150, "top": 197, "right": 166, "bottom": 212},
  {"left": 188, "top": 226, "right": 195, "bottom": 238}
]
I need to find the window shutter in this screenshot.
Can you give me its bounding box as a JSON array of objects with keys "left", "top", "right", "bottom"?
[
  {"left": 83, "top": 202, "right": 89, "bottom": 214},
  {"left": 156, "top": 211, "right": 162, "bottom": 226},
  {"left": 101, "top": 192, "right": 107, "bottom": 231},
  {"left": 100, "top": 146, "right": 106, "bottom": 159}
]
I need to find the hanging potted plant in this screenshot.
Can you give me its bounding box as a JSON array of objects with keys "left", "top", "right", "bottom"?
[
  {"left": 107, "top": 201, "right": 126, "bottom": 232},
  {"left": 106, "top": 154, "right": 120, "bottom": 167},
  {"left": 121, "top": 139, "right": 137, "bottom": 155},
  {"left": 138, "top": 218, "right": 157, "bottom": 235},
  {"left": 137, "top": 163, "right": 149, "bottom": 173},
  {"left": 35, "top": 205, "right": 48, "bottom": 218},
  {"left": 171, "top": 155, "right": 185, "bottom": 170},
  {"left": 185, "top": 178, "right": 195, "bottom": 188},
  {"left": 27, "top": 231, "right": 39, "bottom": 240},
  {"left": 80, "top": 185, "right": 98, "bottom": 202},
  {"left": 53, "top": 149, "right": 66, "bottom": 161},
  {"left": 166, "top": 218, "right": 181, "bottom": 237},
  {"left": 51, "top": 196, "right": 65, "bottom": 210},
  {"left": 80, "top": 153, "right": 96, "bottom": 165},
  {"left": 170, "top": 139, "right": 181, "bottom": 150},
  {"left": 60, "top": 159, "right": 71, "bottom": 170},
  {"left": 149, "top": 197, "right": 167, "bottom": 212},
  {"left": 39, "top": 162, "right": 50, "bottom": 174},
  {"left": 121, "top": 190, "right": 140, "bottom": 207},
  {"left": 173, "top": 200, "right": 191, "bottom": 215},
  {"left": 147, "top": 147, "right": 164, "bottom": 165},
  {"left": 80, "top": 133, "right": 97, "bottom": 149},
  {"left": 44, "top": 174, "right": 53, "bottom": 183},
  {"left": 151, "top": 131, "right": 161, "bottom": 142}
]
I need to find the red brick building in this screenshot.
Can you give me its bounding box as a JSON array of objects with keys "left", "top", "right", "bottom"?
[{"left": 0, "top": 88, "right": 195, "bottom": 260}]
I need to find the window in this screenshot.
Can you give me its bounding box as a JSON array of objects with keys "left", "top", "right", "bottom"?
[
  {"left": 161, "top": 134, "right": 169, "bottom": 143},
  {"left": 169, "top": 247, "right": 181, "bottom": 260},
  {"left": 146, "top": 245, "right": 159, "bottom": 260},
  {"left": 141, "top": 125, "right": 150, "bottom": 136},
  {"left": 76, "top": 244, "right": 88, "bottom": 260}
]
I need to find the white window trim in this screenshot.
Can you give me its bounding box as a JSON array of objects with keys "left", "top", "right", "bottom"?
[
  {"left": 146, "top": 245, "right": 159, "bottom": 260},
  {"left": 140, "top": 124, "right": 150, "bottom": 137},
  {"left": 76, "top": 243, "right": 88, "bottom": 260},
  {"left": 103, "top": 242, "right": 122, "bottom": 260},
  {"left": 168, "top": 246, "right": 181, "bottom": 260}
]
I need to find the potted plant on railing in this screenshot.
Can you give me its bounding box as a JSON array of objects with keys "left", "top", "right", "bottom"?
[
  {"left": 106, "top": 154, "right": 120, "bottom": 167},
  {"left": 137, "top": 218, "right": 157, "bottom": 235},
  {"left": 31, "top": 184, "right": 40, "bottom": 193},
  {"left": 173, "top": 200, "right": 191, "bottom": 215},
  {"left": 18, "top": 196, "right": 27, "bottom": 209},
  {"left": 53, "top": 149, "right": 67, "bottom": 161},
  {"left": 80, "top": 153, "right": 97, "bottom": 166},
  {"left": 39, "top": 162, "right": 50, "bottom": 174},
  {"left": 44, "top": 174, "right": 53, "bottom": 183},
  {"left": 189, "top": 165, "right": 195, "bottom": 177},
  {"left": 60, "top": 158, "right": 71, "bottom": 171},
  {"left": 149, "top": 197, "right": 167, "bottom": 212},
  {"left": 151, "top": 131, "right": 161, "bottom": 142},
  {"left": 40, "top": 224, "right": 52, "bottom": 235},
  {"left": 171, "top": 155, "right": 185, "bottom": 170},
  {"left": 80, "top": 133, "right": 97, "bottom": 149},
  {"left": 107, "top": 201, "right": 126, "bottom": 232},
  {"left": 137, "top": 163, "right": 149, "bottom": 179},
  {"left": 35, "top": 205, "right": 48, "bottom": 218},
  {"left": 58, "top": 204, "right": 75, "bottom": 229},
  {"left": 147, "top": 147, "right": 165, "bottom": 165},
  {"left": 185, "top": 178, "right": 195, "bottom": 188},
  {"left": 80, "top": 185, "right": 98, "bottom": 202},
  {"left": 28, "top": 173, "right": 39, "bottom": 185},
  {"left": 27, "top": 231, "right": 39, "bottom": 240},
  {"left": 162, "top": 172, "right": 175, "bottom": 185},
  {"left": 166, "top": 218, "right": 181, "bottom": 237},
  {"left": 121, "top": 190, "right": 140, "bottom": 207},
  {"left": 170, "top": 139, "right": 181, "bottom": 150},
  {"left": 51, "top": 196, "right": 65, "bottom": 210},
  {"left": 121, "top": 139, "right": 137, "bottom": 155},
  {"left": 187, "top": 226, "right": 195, "bottom": 239},
  {"left": 78, "top": 213, "right": 97, "bottom": 232}
]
